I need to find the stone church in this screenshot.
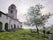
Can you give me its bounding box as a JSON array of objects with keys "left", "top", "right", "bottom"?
[{"left": 0, "top": 4, "right": 22, "bottom": 31}]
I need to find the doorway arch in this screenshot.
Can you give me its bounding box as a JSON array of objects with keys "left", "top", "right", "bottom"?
[
  {"left": 0, "top": 22, "right": 2, "bottom": 31},
  {"left": 14, "top": 24, "right": 16, "bottom": 29},
  {"left": 5, "top": 23, "right": 8, "bottom": 31}
]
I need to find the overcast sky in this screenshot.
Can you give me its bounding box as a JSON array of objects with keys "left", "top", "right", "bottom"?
[{"left": 0, "top": 0, "right": 53, "bottom": 27}]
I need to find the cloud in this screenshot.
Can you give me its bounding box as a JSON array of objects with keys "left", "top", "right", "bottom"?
[{"left": 0, "top": 0, "right": 53, "bottom": 23}]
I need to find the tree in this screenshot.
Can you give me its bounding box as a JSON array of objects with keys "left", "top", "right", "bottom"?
[{"left": 25, "top": 4, "right": 53, "bottom": 34}]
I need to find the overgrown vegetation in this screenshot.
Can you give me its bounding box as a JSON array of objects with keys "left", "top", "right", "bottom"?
[{"left": 0, "top": 29, "right": 52, "bottom": 40}]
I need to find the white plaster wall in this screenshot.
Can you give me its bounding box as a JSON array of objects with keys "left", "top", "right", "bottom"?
[{"left": 0, "top": 13, "right": 21, "bottom": 31}]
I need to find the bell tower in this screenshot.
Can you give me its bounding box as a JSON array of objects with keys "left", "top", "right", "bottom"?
[{"left": 8, "top": 4, "right": 17, "bottom": 19}]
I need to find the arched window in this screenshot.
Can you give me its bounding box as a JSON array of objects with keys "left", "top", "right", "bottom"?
[
  {"left": 5, "top": 23, "right": 8, "bottom": 31},
  {"left": 11, "top": 6, "right": 14, "bottom": 9},
  {"left": 0, "top": 22, "right": 2, "bottom": 31},
  {"left": 11, "top": 10, "right": 13, "bottom": 13}
]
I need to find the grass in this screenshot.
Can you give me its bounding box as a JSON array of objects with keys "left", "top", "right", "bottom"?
[{"left": 0, "top": 29, "right": 50, "bottom": 40}]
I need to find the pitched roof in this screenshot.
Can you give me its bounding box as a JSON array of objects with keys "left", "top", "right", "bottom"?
[{"left": 0, "top": 11, "right": 21, "bottom": 22}]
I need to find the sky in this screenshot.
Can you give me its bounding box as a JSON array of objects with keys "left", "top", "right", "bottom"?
[{"left": 0, "top": 0, "right": 53, "bottom": 28}]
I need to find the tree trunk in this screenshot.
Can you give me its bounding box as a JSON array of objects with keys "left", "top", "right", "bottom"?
[
  {"left": 43, "top": 26, "right": 45, "bottom": 38},
  {"left": 36, "top": 25, "right": 39, "bottom": 35}
]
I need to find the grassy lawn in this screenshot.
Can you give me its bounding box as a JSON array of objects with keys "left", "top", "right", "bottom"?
[{"left": 0, "top": 29, "right": 49, "bottom": 40}]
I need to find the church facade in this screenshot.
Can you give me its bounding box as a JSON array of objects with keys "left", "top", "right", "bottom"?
[{"left": 0, "top": 4, "right": 22, "bottom": 31}]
